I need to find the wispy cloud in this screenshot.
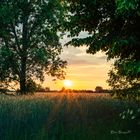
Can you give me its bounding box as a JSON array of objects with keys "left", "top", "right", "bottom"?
[{"left": 44, "top": 33, "right": 113, "bottom": 90}]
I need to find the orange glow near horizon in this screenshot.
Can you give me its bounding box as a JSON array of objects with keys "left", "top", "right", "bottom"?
[{"left": 42, "top": 47, "right": 113, "bottom": 90}]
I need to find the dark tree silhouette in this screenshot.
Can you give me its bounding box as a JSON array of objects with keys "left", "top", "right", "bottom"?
[
  {"left": 0, "top": 0, "right": 67, "bottom": 94},
  {"left": 64, "top": 0, "right": 140, "bottom": 98}
]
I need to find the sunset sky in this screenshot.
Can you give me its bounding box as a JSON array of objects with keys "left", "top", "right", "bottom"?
[{"left": 43, "top": 32, "right": 113, "bottom": 90}]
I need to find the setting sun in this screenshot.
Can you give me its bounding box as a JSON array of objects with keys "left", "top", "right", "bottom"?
[{"left": 63, "top": 80, "right": 73, "bottom": 88}]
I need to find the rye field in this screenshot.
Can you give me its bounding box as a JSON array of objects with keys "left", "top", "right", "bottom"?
[{"left": 0, "top": 93, "right": 140, "bottom": 140}]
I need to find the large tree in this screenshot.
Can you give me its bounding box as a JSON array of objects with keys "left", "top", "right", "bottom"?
[
  {"left": 0, "top": 0, "right": 67, "bottom": 94},
  {"left": 64, "top": 0, "right": 140, "bottom": 97}
]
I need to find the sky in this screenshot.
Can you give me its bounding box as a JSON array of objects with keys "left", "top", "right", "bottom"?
[{"left": 42, "top": 32, "right": 113, "bottom": 91}]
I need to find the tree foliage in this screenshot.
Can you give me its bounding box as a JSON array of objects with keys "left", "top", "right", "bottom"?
[
  {"left": 95, "top": 86, "right": 103, "bottom": 93},
  {"left": 64, "top": 0, "right": 140, "bottom": 98},
  {"left": 0, "top": 0, "right": 67, "bottom": 94},
  {"left": 107, "top": 61, "right": 140, "bottom": 99}
]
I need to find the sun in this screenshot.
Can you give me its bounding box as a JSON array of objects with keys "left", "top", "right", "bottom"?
[{"left": 63, "top": 80, "right": 73, "bottom": 88}]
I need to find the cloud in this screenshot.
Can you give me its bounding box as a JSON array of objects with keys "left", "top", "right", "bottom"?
[
  {"left": 98, "top": 56, "right": 107, "bottom": 60},
  {"left": 61, "top": 46, "right": 110, "bottom": 67},
  {"left": 44, "top": 33, "right": 113, "bottom": 90}
]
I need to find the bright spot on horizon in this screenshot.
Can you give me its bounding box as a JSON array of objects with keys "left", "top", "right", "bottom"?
[{"left": 64, "top": 80, "right": 73, "bottom": 88}]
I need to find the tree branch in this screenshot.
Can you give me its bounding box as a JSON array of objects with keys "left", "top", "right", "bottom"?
[{"left": 11, "top": 22, "right": 21, "bottom": 52}]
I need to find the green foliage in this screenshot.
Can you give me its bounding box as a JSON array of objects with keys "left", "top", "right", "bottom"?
[
  {"left": 65, "top": 0, "right": 140, "bottom": 58},
  {"left": 16, "top": 80, "right": 50, "bottom": 94},
  {"left": 116, "top": 0, "right": 140, "bottom": 16},
  {"left": 25, "top": 79, "right": 37, "bottom": 94},
  {"left": 35, "top": 84, "right": 50, "bottom": 92},
  {"left": 64, "top": 0, "right": 140, "bottom": 99},
  {"left": 95, "top": 86, "right": 103, "bottom": 93},
  {"left": 0, "top": 0, "right": 67, "bottom": 93},
  {"left": 107, "top": 59, "right": 140, "bottom": 100}
]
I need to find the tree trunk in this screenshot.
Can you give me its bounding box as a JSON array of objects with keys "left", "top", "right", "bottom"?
[
  {"left": 19, "top": 12, "right": 28, "bottom": 94},
  {"left": 19, "top": 56, "right": 27, "bottom": 94}
]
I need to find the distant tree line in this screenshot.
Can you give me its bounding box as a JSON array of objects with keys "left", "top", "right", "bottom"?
[{"left": 60, "top": 86, "right": 110, "bottom": 93}]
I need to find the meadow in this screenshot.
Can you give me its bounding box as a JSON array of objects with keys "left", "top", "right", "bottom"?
[{"left": 0, "top": 92, "right": 140, "bottom": 140}]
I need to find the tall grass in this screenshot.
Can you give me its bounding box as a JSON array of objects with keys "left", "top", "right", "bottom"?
[{"left": 0, "top": 93, "right": 139, "bottom": 140}]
